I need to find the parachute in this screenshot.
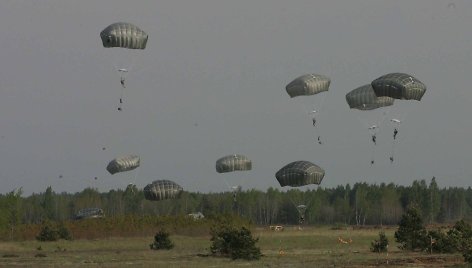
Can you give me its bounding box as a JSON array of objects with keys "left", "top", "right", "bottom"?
[
  {"left": 216, "top": 154, "right": 252, "bottom": 173},
  {"left": 275, "top": 161, "right": 325, "bottom": 187},
  {"left": 285, "top": 74, "right": 331, "bottom": 98},
  {"left": 143, "top": 180, "right": 183, "bottom": 201},
  {"left": 296, "top": 204, "right": 307, "bottom": 224},
  {"left": 346, "top": 84, "right": 394, "bottom": 110},
  {"left": 216, "top": 154, "right": 251, "bottom": 205},
  {"left": 371, "top": 73, "right": 426, "bottom": 162},
  {"left": 106, "top": 154, "right": 140, "bottom": 175},
  {"left": 285, "top": 74, "right": 331, "bottom": 144},
  {"left": 346, "top": 84, "right": 396, "bottom": 164},
  {"left": 100, "top": 22, "right": 148, "bottom": 110},
  {"left": 371, "top": 73, "right": 426, "bottom": 101},
  {"left": 75, "top": 208, "right": 104, "bottom": 220},
  {"left": 100, "top": 22, "right": 148, "bottom": 50}
]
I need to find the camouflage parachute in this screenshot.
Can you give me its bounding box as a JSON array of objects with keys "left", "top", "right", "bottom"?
[
  {"left": 275, "top": 161, "right": 325, "bottom": 187},
  {"left": 346, "top": 84, "right": 394, "bottom": 110},
  {"left": 216, "top": 154, "right": 252, "bottom": 173},
  {"left": 100, "top": 22, "right": 148, "bottom": 49},
  {"left": 285, "top": 74, "right": 330, "bottom": 98},
  {"left": 106, "top": 154, "right": 140, "bottom": 175},
  {"left": 143, "top": 180, "right": 183, "bottom": 201},
  {"left": 75, "top": 208, "right": 104, "bottom": 220},
  {"left": 371, "top": 73, "right": 426, "bottom": 101}
]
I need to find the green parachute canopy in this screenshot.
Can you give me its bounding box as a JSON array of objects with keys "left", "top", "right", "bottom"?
[
  {"left": 75, "top": 208, "right": 104, "bottom": 220},
  {"left": 106, "top": 154, "right": 140, "bottom": 175},
  {"left": 371, "top": 73, "right": 426, "bottom": 101},
  {"left": 100, "top": 22, "right": 148, "bottom": 49},
  {"left": 285, "top": 74, "right": 330, "bottom": 98},
  {"left": 143, "top": 180, "right": 183, "bottom": 201},
  {"left": 216, "top": 154, "right": 252, "bottom": 173},
  {"left": 346, "top": 84, "right": 395, "bottom": 110},
  {"left": 275, "top": 160, "right": 325, "bottom": 187}
]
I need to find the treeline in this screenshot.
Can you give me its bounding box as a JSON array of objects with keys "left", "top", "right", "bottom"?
[{"left": 1, "top": 177, "right": 471, "bottom": 233}]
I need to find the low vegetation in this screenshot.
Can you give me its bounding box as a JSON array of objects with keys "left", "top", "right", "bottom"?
[{"left": 149, "top": 230, "right": 174, "bottom": 250}]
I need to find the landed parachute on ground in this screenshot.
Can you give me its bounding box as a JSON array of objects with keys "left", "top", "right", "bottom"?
[
  {"left": 106, "top": 154, "right": 140, "bottom": 175},
  {"left": 143, "top": 180, "right": 183, "bottom": 201},
  {"left": 285, "top": 74, "right": 331, "bottom": 98},
  {"left": 275, "top": 161, "right": 325, "bottom": 187},
  {"left": 100, "top": 22, "right": 148, "bottom": 49},
  {"left": 371, "top": 73, "right": 426, "bottom": 101},
  {"left": 346, "top": 84, "right": 394, "bottom": 110},
  {"left": 75, "top": 208, "right": 104, "bottom": 220},
  {"left": 216, "top": 154, "right": 252, "bottom": 173}
]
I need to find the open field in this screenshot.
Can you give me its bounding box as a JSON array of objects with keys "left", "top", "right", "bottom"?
[{"left": 0, "top": 226, "right": 466, "bottom": 267}]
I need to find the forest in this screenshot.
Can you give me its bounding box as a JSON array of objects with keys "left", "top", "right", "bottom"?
[{"left": 1, "top": 177, "right": 471, "bottom": 239}]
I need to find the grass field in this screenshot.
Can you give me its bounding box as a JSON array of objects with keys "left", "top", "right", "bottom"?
[{"left": 0, "top": 226, "right": 467, "bottom": 267}]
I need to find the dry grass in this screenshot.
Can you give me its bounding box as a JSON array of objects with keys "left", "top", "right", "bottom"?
[{"left": 0, "top": 225, "right": 466, "bottom": 267}]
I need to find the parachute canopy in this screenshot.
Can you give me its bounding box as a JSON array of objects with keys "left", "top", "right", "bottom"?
[
  {"left": 143, "top": 180, "right": 183, "bottom": 201},
  {"left": 285, "top": 74, "right": 331, "bottom": 98},
  {"left": 275, "top": 160, "right": 325, "bottom": 187},
  {"left": 106, "top": 154, "right": 140, "bottom": 175},
  {"left": 371, "top": 73, "right": 426, "bottom": 101},
  {"left": 346, "top": 84, "right": 394, "bottom": 110},
  {"left": 75, "top": 208, "right": 104, "bottom": 220},
  {"left": 100, "top": 22, "right": 148, "bottom": 49},
  {"left": 216, "top": 154, "right": 252, "bottom": 173}
]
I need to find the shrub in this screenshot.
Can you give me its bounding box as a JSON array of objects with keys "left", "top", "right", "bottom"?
[
  {"left": 447, "top": 220, "right": 472, "bottom": 263},
  {"left": 427, "top": 228, "right": 456, "bottom": 253},
  {"left": 370, "top": 231, "right": 389, "bottom": 253},
  {"left": 57, "top": 224, "right": 73, "bottom": 241},
  {"left": 394, "top": 206, "right": 428, "bottom": 251},
  {"left": 36, "top": 224, "right": 58, "bottom": 242},
  {"left": 36, "top": 222, "right": 73, "bottom": 241},
  {"left": 149, "top": 230, "right": 174, "bottom": 250},
  {"left": 210, "top": 223, "right": 261, "bottom": 260}
]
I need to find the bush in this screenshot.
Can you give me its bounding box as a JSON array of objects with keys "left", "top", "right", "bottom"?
[
  {"left": 210, "top": 223, "right": 261, "bottom": 260},
  {"left": 447, "top": 220, "right": 472, "bottom": 263},
  {"left": 57, "top": 224, "right": 73, "bottom": 240},
  {"left": 36, "top": 224, "right": 58, "bottom": 242},
  {"left": 149, "top": 230, "right": 174, "bottom": 250},
  {"left": 370, "top": 231, "right": 389, "bottom": 253},
  {"left": 36, "top": 222, "right": 73, "bottom": 242},
  {"left": 394, "top": 206, "right": 428, "bottom": 251},
  {"left": 427, "top": 228, "right": 456, "bottom": 253}
]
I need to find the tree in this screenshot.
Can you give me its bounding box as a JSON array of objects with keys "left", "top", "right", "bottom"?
[
  {"left": 371, "top": 231, "right": 389, "bottom": 253},
  {"left": 394, "top": 206, "right": 428, "bottom": 251},
  {"left": 149, "top": 230, "right": 174, "bottom": 250},
  {"left": 428, "top": 177, "right": 441, "bottom": 224},
  {"left": 210, "top": 224, "right": 261, "bottom": 260},
  {"left": 0, "top": 188, "right": 23, "bottom": 239},
  {"left": 41, "top": 186, "right": 55, "bottom": 221}
]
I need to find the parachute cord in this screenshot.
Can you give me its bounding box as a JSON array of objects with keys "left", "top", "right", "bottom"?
[
  {"left": 370, "top": 144, "right": 376, "bottom": 166},
  {"left": 390, "top": 136, "right": 398, "bottom": 163},
  {"left": 131, "top": 167, "right": 140, "bottom": 188},
  {"left": 376, "top": 106, "right": 391, "bottom": 129},
  {"left": 299, "top": 98, "right": 324, "bottom": 144},
  {"left": 118, "top": 76, "right": 125, "bottom": 111}
]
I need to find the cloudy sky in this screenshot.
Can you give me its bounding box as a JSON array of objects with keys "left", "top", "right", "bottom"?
[{"left": 0, "top": 0, "right": 470, "bottom": 195}]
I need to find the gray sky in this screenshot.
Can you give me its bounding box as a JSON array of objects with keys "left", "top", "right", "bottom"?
[{"left": 0, "top": 0, "right": 470, "bottom": 195}]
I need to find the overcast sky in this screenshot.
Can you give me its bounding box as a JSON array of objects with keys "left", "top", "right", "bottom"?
[{"left": 0, "top": 0, "right": 470, "bottom": 195}]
